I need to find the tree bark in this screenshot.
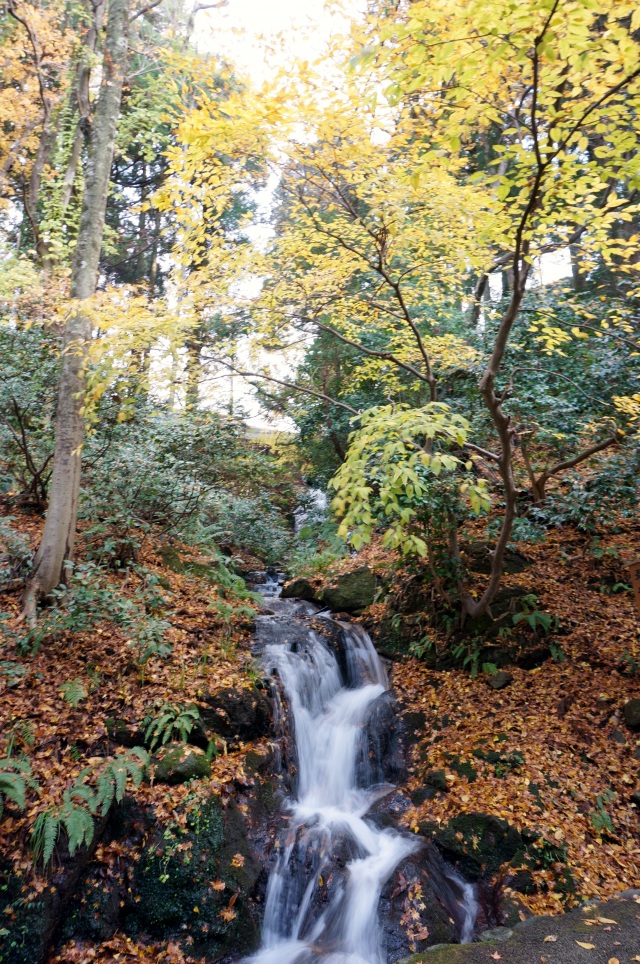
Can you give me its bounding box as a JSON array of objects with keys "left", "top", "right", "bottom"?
[{"left": 23, "top": 0, "right": 130, "bottom": 621}]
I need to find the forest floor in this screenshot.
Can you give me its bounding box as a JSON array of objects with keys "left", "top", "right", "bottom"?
[
  {"left": 1, "top": 507, "right": 639, "bottom": 962},
  {"left": 337, "top": 522, "right": 640, "bottom": 919}
]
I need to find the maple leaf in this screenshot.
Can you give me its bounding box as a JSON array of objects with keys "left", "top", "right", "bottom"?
[
  {"left": 219, "top": 907, "right": 237, "bottom": 923},
  {"left": 230, "top": 852, "right": 245, "bottom": 868}
]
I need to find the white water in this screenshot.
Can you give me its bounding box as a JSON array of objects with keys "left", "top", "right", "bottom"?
[{"left": 245, "top": 579, "right": 478, "bottom": 963}]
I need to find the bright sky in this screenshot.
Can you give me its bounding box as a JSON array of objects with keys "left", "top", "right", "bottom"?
[{"left": 195, "top": 0, "right": 359, "bottom": 85}]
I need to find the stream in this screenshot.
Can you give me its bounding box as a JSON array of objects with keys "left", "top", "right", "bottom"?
[{"left": 244, "top": 574, "right": 479, "bottom": 963}]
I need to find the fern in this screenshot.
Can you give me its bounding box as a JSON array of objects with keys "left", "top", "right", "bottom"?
[
  {"left": 31, "top": 809, "right": 61, "bottom": 867},
  {"left": 59, "top": 678, "right": 87, "bottom": 707},
  {"left": 143, "top": 702, "right": 200, "bottom": 751},
  {"left": 30, "top": 749, "right": 149, "bottom": 867},
  {"left": 0, "top": 757, "right": 39, "bottom": 818}
]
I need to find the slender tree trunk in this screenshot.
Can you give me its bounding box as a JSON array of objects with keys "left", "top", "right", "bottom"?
[{"left": 23, "top": 0, "right": 130, "bottom": 622}]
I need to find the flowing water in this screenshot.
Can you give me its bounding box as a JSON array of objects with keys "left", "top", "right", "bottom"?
[{"left": 246, "top": 574, "right": 478, "bottom": 963}]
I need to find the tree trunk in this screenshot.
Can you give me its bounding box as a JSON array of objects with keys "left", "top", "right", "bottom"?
[{"left": 23, "top": 0, "right": 130, "bottom": 622}]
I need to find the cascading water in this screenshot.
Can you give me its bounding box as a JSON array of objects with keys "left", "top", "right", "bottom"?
[{"left": 246, "top": 578, "right": 478, "bottom": 963}]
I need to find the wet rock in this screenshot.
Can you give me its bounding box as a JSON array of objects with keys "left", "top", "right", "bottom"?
[
  {"left": 201, "top": 686, "right": 273, "bottom": 746},
  {"left": 151, "top": 742, "right": 211, "bottom": 784},
  {"left": 280, "top": 576, "right": 319, "bottom": 601},
  {"left": 320, "top": 566, "right": 377, "bottom": 612},
  {"left": 623, "top": 698, "right": 640, "bottom": 730},
  {"left": 487, "top": 671, "right": 513, "bottom": 691},
  {"left": 357, "top": 692, "right": 405, "bottom": 786},
  {"left": 381, "top": 848, "right": 460, "bottom": 958}
]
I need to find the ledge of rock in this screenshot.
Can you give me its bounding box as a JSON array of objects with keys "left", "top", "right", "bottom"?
[{"left": 400, "top": 890, "right": 640, "bottom": 963}]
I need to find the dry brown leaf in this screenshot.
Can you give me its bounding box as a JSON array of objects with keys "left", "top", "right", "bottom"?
[
  {"left": 543, "top": 935, "right": 558, "bottom": 942},
  {"left": 576, "top": 942, "right": 596, "bottom": 949}
]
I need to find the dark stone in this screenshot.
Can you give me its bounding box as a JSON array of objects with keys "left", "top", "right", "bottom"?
[
  {"left": 609, "top": 727, "right": 628, "bottom": 746},
  {"left": 424, "top": 813, "right": 525, "bottom": 881},
  {"left": 201, "top": 686, "right": 273, "bottom": 746},
  {"left": 631, "top": 790, "right": 640, "bottom": 807},
  {"left": 105, "top": 716, "right": 145, "bottom": 748},
  {"left": 320, "top": 566, "right": 377, "bottom": 612},
  {"left": 461, "top": 541, "right": 530, "bottom": 575},
  {"left": 508, "top": 869, "right": 537, "bottom": 896},
  {"left": 151, "top": 743, "right": 211, "bottom": 784},
  {"left": 487, "top": 671, "right": 513, "bottom": 690},
  {"left": 280, "top": 576, "right": 318, "bottom": 601},
  {"left": 623, "top": 698, "right": 640, "bottom": 730},
  {"left": 410, "top": 770, "right": 449, "bottom": 805}
]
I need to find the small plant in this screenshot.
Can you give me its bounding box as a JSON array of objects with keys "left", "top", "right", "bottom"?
[
  {"left": 0, "top": 757, "right": 39, "bottom": 817},
  {"left": 482, "top": 662, "right": 498, "bottom": 676},
  {"left": 590, "top": 789, "right": 616, "bottom": 835},
  {"left": 59, "top": 678, "right": 87, "bottom": 707},
  {"left": 409, "top": 634, "right": 434, "bottom": 659},
  {"left": 512, "top": 594, "right": 557, "bottom": 634},
  {"left": 4, "top": 719, "right": 35, "bottom": 758},
  {"left": 494, "top": 751, "right": 525, "bottom": 778},
  {"left": 143, "top": 702, "right": 201, "bottom": 751},
  {"left": 451, "top": 639, "right": 482, "bottom": 678}
]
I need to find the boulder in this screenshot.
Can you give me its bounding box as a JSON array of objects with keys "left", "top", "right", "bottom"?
[
  {"left": 201, "top": 687, "right": 272, "bottom": 746},
  {"left": 280, "top": 576, "right": 319, "bottom": 601},
  {"left": 487, "top": 671, "right": 513, "bottom": 691},
  {"left": 320, "top": 566, "right": 377, "bottom": 611},
  {"left": 151, "top": 743, "right": 211, "bottom": 784},
  {"left": 461, "top": 542, "right": 530, "bottom": 575},
  {"left": 623, "top": 698, "right": 640, "bottom": 730}
]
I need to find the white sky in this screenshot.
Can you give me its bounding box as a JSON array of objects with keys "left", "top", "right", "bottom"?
[{"left": 194, "top": 0, "right": 359, "bottom": 86}]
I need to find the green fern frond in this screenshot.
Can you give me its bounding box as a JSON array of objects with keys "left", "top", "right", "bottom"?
[{"left": 31, "top": 809, "right": 61, "bottom": 867}]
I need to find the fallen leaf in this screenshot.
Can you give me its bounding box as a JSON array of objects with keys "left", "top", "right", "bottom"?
[
  {"left": 490, "top": 954, "right": 501, "bottom": 961},
  {"left": 576, "top": 942, "right": 596, "bottom": 949},
  {"left": 607, "top": 958, "right": 619, "bottom": 964},
  {"left": 598, "top": 917, "right": 617, "bottom": 925},
  {"left": 543, "top": 935, "right": 558, "bottom": 942}
]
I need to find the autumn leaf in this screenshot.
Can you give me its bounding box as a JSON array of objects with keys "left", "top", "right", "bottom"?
[
  {"left": 219, "top": 907, "right": 237, "bottom": 922},
  {"left": 230, "top": 853, "right": 245, "bottom": 868},
  {"left": 576, "top": 942, "right": 596, "bottom": 949},
  {"left": 543, "top": 935, "right": 558, "bottom": 942}
]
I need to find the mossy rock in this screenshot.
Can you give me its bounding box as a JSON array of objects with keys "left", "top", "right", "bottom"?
[
  {"left": 129, "top": 795, "right": 260, "bottom": 959},
  {"left": 320, "top": 566, "right": 377, "bottom": 612},
  {"left": 151, "top": 743, "right": 211, "bottom": 784},
  {"left": 280, "top": 576, "right": 319, "bottom": 601},
  {"left": 158, "top": 546, "right": 218, "bottom": 583},
  {"left": 422, "top": 812, "right": 525, "bottom": 880}
]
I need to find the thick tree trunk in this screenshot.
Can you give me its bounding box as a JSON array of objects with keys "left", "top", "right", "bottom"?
[{"left": 23, "top": 0, "right": 130, "bottom": 622}]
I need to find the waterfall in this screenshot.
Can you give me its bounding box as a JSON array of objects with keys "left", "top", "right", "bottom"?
[{"left": 245, "top": 586, "right": 478, "bottom": 963}]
